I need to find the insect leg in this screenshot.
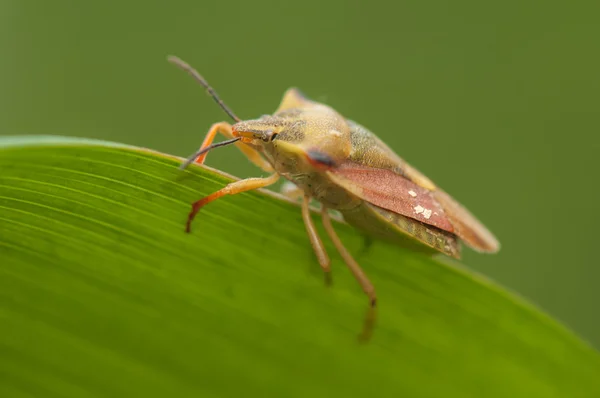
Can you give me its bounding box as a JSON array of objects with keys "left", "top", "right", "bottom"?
[
  {"left": 195, "top": 122, "right": 274, "bottom": 172},
  {"left": 321, "top": 206, "right": 376, "bottom": 341},
  {"left": 301, "top": 195, "right": 332, "bottom": 285},
  {"left": 280, "top": 181, "right": 304, "bottom": 201},
  {"left": 186, "top": 173, "right": 280, "bottom": 232}
]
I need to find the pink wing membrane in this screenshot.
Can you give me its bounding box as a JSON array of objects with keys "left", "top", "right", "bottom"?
[
  {"left": 328, "top": 162, "right": 455, "bottom": 232},
  {"left": 328, "top": 161, "right": 499, "bottom": 253}
]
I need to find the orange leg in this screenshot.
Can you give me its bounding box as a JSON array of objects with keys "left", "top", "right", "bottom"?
[
  {"left": 321, "top": 206, "right": 377, "bottom": 341},
  {"left": 186, "top": 173, "right": 280, "bottom": 233},
  {"left": 301, "top": 195, "right": 332, "bottom": 285},
  {"left": 195, "top": 122, "right": 273, "bottom": 172}
]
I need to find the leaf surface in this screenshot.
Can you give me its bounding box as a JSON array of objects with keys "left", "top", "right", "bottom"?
[{"left": 0, "top": 136, "right": 598, "bottom": 398}]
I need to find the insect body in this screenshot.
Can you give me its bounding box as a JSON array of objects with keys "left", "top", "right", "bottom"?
[{"left": 169, "top": 56, "right": 500, "bottom": 339}]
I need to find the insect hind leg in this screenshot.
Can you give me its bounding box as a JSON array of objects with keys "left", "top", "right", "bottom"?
[{"left": 321, "top": 206, "right": 376, "bottom": 341}]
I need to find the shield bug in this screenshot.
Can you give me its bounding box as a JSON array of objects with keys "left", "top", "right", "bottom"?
[{"left": 168, "top": 55, "right": 500, "bottom": 340}]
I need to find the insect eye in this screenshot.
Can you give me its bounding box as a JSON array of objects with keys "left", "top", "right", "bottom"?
[{"left": 262, "top": 131, "right": 278, "bottom": 142}]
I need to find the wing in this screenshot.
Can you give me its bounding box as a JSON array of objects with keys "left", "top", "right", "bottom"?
[
  {"left": 327, "top": 162, "right": 454, "bottom": 231},
  {"left": 326, "top": 120, "right": 500, "bottom": 253},
  {"left": 431, "top": 189, "right": 500, "bottom": 253},
  {"left": 341, "top": 200, "right": 462, "bottom": 259}
]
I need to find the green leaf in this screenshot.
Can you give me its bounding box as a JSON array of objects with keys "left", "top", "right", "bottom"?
[{"left": 0, "top": 136, "right": 598, "bottom": 398}]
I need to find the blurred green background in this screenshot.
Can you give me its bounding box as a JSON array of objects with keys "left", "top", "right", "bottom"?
[{"left": 1, "top": 0, "right": 598, "bottom": 348}]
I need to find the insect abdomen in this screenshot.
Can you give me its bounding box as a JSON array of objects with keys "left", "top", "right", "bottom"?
[{"left": 341, "top": 202, "right": 461, "bottom": 258}]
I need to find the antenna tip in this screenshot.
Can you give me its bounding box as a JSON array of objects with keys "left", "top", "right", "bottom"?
[{"left": 167, "top": 55, "right": 185, "bottom": 67}]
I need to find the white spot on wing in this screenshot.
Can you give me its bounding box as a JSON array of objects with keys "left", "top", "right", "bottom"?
[
  {"left": 414, "top": 205, "right": 432, "bottom": 219},
  {"left": 408, "top": 190, "right": 417, "bottom": 197},
  {"left": 423, "top": 209, "right": 432, "bottom": 219},
  {"left": 329, "top": 129, "right": 342, "bottom": 137}
]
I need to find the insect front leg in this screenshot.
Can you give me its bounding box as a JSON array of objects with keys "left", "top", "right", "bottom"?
[
  {"left": 195, "top": 121, "right": 274, "bottom": 172},
  {"left": 321, "top": 206, "right": 376, "bottom": 341},
  {"left": 186, "top": 173, "right": 280, "bottom": 232},
  {"left": 301, "top": 195, "right": 332, "bottom": 285}
]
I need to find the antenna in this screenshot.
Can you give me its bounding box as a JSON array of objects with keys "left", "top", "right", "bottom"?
[
  {"left": 167, "top": 55, "right": 241, "bottom": 122},
  {"left": 179, "top": 137, "right": 241, "bottom": 170}
]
